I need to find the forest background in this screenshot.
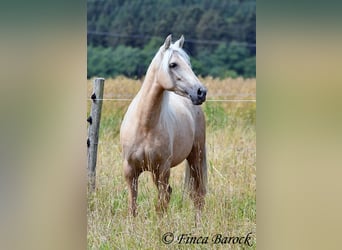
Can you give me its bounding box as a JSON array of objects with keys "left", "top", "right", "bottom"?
[{"left": 87, "top": 0, "right": 256, "bottom": 79}]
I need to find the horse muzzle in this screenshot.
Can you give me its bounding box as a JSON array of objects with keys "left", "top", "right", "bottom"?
[{"left": 189, "top": 86, "right": 207, "bottom": 105}]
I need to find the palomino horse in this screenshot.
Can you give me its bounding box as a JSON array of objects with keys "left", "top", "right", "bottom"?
[{"left": 120, "top": 35, "right": 207, "bottom": 216}]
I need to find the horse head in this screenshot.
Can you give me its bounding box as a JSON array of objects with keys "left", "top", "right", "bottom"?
[{"left": 155, "top": 34, "right": 207, "bottom": 105}]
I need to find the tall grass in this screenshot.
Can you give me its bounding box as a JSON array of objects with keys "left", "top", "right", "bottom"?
[{"left": 87, "top": 76, "right": 256, "bottom": 249}]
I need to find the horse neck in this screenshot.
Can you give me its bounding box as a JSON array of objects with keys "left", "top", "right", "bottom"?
[{"left": 137, "top": 64, "right": 165, "bottom": 131}]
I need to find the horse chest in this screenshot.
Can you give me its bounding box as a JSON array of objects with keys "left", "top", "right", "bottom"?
[
  {"left": 121, "top": 94, "right": 197, "bottom": 169},
  {"left": 126, "top": 139, "right": 170, "bottom": 171}
]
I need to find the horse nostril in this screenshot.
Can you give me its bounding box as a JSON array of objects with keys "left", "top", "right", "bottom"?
[{"left": 197, "top": 87, "right": 207, "bottom": 99}]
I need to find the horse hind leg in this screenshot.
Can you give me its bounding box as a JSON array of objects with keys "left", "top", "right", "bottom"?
[
  {"left": 184, "top": 144, "right": 207, "bottom": 211},
  {"left": 124, "top": 160, "right": 141, "bottom": 217},
  {"left": 152, "top": 166, "right": 172, "bottom": 216}
]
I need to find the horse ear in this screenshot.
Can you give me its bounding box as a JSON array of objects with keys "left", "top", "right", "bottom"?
[
  {"left": 175, "top": 35, "right": 184, "bottom": 48},
  {"left": 163, "top": 34, "right": 172, "bottom": 50}
]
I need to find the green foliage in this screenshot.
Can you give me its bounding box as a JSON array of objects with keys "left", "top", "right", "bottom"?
[
  {"left": 240, "top": 56, "right": 256, "bottom": 78},
  {"left": 88, "top": 45, "right": 146, "bottom": 78},
  {"left": 98, "top": 106, "right": 125, "bottom": 138},
  {"left": 204, "top": 102, "right": 256, "bottom": 132},
  {"left": 204, "top": 102, "right": 228, "bottom": 130},
  {"left": 87, "top": 0, "right": 255, "bottom": 79}
]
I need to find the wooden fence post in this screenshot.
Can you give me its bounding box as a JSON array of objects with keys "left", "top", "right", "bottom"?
[{"left": 87, "top": 78, "right": 105, "bottom": 192}]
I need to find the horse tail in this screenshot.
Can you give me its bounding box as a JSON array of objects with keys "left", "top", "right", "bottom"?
[
  {"left": 182, "top": 161, "right": 191, "bottom": 203},
  {"left": 198, "top": 145, "right": 208, "bottom": 195},
  {"left": 183, "top": 161, "right": 190, "bottom": 192},
  {"left": 201, "top": 145, "right": 208, "bottom": 193}
]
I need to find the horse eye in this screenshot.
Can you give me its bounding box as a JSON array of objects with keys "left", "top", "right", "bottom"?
[{"left": 169, "top": 62, "right": 177, "bottom": 68}]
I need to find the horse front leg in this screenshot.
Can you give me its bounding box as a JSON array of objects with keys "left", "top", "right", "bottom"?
[
  {"left": 124, "top": 160, "right": 141, "bottom": 217},
  {"left": 153, "top": 165, "right": 172, "bottom": 216}
]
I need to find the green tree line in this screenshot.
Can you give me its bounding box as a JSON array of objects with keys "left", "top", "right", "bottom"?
[{"left": 87, "top": 0, "right": 255, "bottom": 79}]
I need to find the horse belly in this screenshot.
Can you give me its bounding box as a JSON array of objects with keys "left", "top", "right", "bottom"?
[
  {"left": 169, "top": 118, "right": 195, "bottom": 167},
  {"left": 165, "top": 95, "right": 197, "bottom": 166}
]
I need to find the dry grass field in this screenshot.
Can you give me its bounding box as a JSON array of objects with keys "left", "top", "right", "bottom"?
[{"left": 87, "top": 76, "right": 256, "bottom": 249}]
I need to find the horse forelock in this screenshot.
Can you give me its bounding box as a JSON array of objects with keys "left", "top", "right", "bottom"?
[{"left": 158, "top": 44, "right": 191, "bottom": 72}]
